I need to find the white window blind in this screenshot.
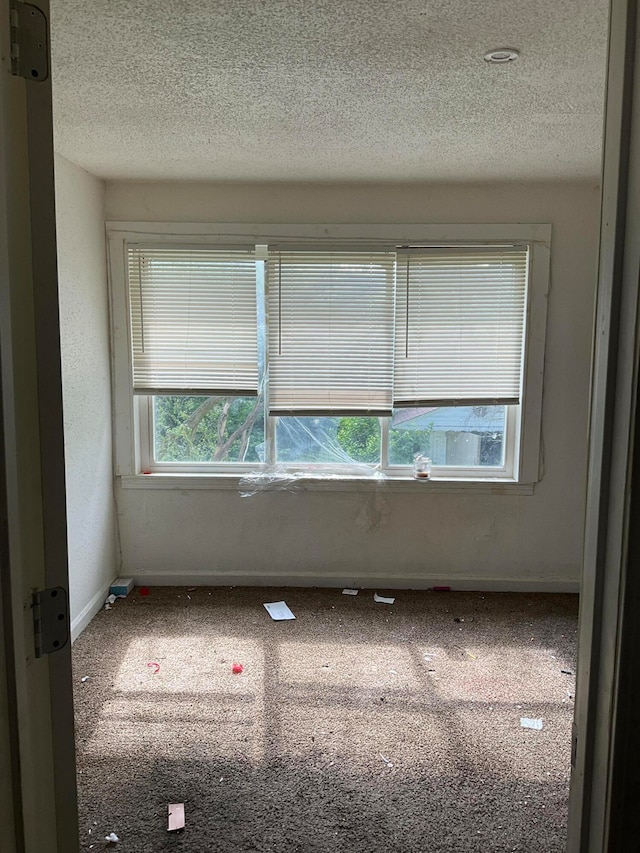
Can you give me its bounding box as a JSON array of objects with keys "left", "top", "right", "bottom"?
[
  {"left": 267, "top": 250, "right": 396, "bottom": 415},
  {"left": 393, "top": 246, "right": 528, "bottom": 407},
  {"left": 127, "top": 247, "right": 259, "bottom": 396}
]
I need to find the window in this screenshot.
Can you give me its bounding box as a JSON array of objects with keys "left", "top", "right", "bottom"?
[
  {"left": 153, "top": 395, "right": 265, "bottom": 464},
  {"left": 108, "top": 224, "right": 550, "bottom": 486},
  {"left": 388, "top": 405, "right": 508, "bottom": 467},
  {"left": 275, "top": 416, "right": 382, "bottom": 465}
]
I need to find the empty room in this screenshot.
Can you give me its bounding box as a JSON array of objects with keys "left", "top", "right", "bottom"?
[{"left": 40, "top": 0, "right": 610, "bottom": 849}]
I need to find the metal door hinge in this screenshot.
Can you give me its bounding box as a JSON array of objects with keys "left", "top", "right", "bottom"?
[
  {"left": 571, "top": 722, "right": 578, "bottom": 768},
  {"left": 9, "top": 1, "right": 49, "bottom": 82},
  {"left": 33, "top": 587, "right": 69, "bottom": 658}
]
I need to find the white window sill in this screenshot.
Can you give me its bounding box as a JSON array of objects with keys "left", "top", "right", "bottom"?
[{"left": 119, "top": 473, "right": 535, "bottom": 495}]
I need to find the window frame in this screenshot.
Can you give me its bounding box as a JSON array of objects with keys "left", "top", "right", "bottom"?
[
  {"left": 107, "top": 222, "right": 551, "bottom": 487},
  {"left": 139, "top": 400, "right": 518, "bottom": 478}
]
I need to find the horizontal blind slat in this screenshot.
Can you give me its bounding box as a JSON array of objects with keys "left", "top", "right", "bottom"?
[
  {"left": 128, "top": 247, "right": 259, "bottom": 395},
  {"left": 267, "top": 251, "right": 395, "bottom": 415},
  {"left": 393, "top": 247, "right": 528, "bottom": 407}
]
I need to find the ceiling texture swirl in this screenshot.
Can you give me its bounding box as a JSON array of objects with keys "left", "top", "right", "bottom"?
[{"left": 50, "top": 0, "right": 609, "bottom": 182}]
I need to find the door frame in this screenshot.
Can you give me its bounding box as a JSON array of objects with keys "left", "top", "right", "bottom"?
[
  {"left": 0, "top": 1, "right": 77, "bottom": 850},
  {"left": 3, "top": 0, "right": 640, "bottom": 851},
  {"left": 567, "top": 0, "right": 640, "bottom": 850}
]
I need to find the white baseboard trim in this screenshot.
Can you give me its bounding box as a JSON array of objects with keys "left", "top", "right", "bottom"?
[
  {"left": 70, "top": 584, "right": 110, "bottom": 643},
  {"left": 128, "top": 571, "right": 580, "bottom": 594}
]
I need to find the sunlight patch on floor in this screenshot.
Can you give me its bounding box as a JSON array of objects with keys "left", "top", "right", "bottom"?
[{"left": 113, "top": 635, "right": 263, "bottom": 694}]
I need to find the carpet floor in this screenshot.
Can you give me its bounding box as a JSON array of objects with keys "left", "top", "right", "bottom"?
[{"left": 72, "top": 587, "right": 578, "bottom": 852}]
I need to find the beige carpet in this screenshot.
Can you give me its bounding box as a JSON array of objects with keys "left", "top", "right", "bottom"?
[{"left": 72, "top": 587, "right": 578, "bottom": 852}]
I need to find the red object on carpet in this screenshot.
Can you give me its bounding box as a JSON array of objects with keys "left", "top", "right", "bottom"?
[
  {"left": 139, "top": 586, "right": 150, "bottom": 596},
  {"left": 232, "top": 663, "right": 244, "bottom": 674}
]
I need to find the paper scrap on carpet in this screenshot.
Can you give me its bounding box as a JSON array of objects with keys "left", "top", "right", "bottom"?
[
  {"left": 263, "top": 601, "right": 296, "bottom": 621},
  {"left": 342, "top": 589, "right": 359, "bottom": 595},
  {"left": 374, "top": 593, "right": 395, "bottom": 604},
  {"left": 168, "top": 803, "right": 185, "bottom": 832},
  {"left": 520, "top": 717, "right": 544, "bottom": 730}
]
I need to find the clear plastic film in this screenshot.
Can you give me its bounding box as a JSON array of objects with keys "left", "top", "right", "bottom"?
[{"left": 238, "top": 414, "right": 388, "bottom": 497}]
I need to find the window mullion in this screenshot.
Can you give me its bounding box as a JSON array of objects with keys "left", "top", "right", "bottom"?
[
  {"left": 380, "top": 417, "right": 389, "bottom": 469},
  {"left": 259, "top": 254, "right": 275, "bottom": 465},
  {"left": 504, "top": 404, "right": 519, "bottom": 478},
  {"left": 136, "top": 395, "right": 153, "bottom": 472}
]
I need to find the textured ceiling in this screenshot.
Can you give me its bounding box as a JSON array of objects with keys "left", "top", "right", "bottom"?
[{"left": 50, "top": 0, "right": 609, "bottom": 182}]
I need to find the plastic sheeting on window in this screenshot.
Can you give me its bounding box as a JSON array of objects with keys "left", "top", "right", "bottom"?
[{"left": 238, "top": 414, "right": 387, "bottom": 497}]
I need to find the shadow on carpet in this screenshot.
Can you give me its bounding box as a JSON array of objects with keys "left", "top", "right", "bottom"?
[{"left": 72, "top": 587, "right": 578, "bottom": 852}]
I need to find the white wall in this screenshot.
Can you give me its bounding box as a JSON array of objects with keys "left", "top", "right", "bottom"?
[
  {"left": 106, "top": 180, "right": 600, "bottom": 591},
  {"left": 55, "top": 154, "right": 117, "bottom": 636}
]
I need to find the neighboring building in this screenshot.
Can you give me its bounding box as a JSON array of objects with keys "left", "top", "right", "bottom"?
[{"left": 391, "top": 405, "right": 506, "bottom": 466}]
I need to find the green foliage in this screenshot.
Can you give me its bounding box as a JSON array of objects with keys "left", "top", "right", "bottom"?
[
  {"left": 335, "top": 418, "right": 380, "bottom": 463},
  {"left": 154, "top": 399, "right": 433, "bottom": 467},
  {"left": 154, "top": 396, "right": 264, "bottom": 463},
  {"left": 388, "top": 423, "right": 433, "bottom": 465},
  {"left": 335, "top": 417, "right": 433, "bottom": 465}
]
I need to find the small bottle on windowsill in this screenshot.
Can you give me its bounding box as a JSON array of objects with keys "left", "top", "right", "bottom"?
[{"left": 413, "top": 455, "right": 432, "bottom": 480}]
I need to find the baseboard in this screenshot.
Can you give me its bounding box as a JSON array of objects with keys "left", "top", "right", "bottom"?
[
  {"left": 128, "top": 571, "right": 580, "bottom": 594},
  {"left": 69, "top": 572, "right": 578, "bottom": 642},
  {"left": 71, "top": 584, "right": 110, "bottom": 643}
]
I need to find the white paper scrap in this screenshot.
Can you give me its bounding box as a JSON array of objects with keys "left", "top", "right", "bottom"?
[
  {"left": 105, "top": 832, "right": 119, "bottom": 843},
  {"left": 168, "top": 803, "right": 185, "bottom": 832},
  {"left": 263, "top": 601, "right": 296, "bottom": 621},
  {"left": 520, "top": 717, "right": 544, "bottom": 730},
  {"left": 374, "top": 593, "right": 395, "bottom": 604},
  {"left": 342, "top": 588, "right": 359, "bottom": 595}
]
